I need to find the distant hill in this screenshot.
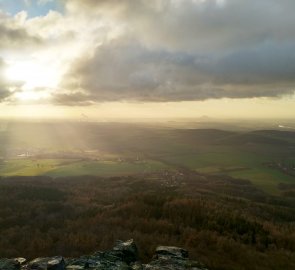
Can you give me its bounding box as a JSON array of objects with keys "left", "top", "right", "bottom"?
[
  {"left": 252, "top": 130, "right": 295, "bottom": 143},
  {"left": 215, "top": 131, "right": 292, "bottom": 145},
  {"left": 174, "top": 128, "right": 294, "bottom": 146},
  {"left": 175, "top": 129, "right": 236, "bottom": 143}
]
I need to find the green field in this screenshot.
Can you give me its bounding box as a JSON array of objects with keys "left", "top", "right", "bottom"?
[
  {"left": 0, "top": 159, "right": 63, "bottom": 176},
  {"left": 0, "top": 122, "right": 294, "bottom": 194},
  {"left": 1, "top": 148, "right": 290, "bottom": 194},
  {"left": 0, "top": 159, "right": 171, "bottom": 177},
  {"left": 228, "top": 166, "right": 294, "bottom": 194},
  {"left": 158, "top": 144, "right": 295, "bottom": 194}
]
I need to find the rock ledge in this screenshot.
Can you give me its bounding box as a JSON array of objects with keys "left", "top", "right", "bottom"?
[{"left": 0, "top": 240, "right": 208, "bottom": 270}]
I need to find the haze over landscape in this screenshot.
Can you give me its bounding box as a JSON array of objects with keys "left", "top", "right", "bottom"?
[{"left": 0, "top": 1, "right": 295, "bottom": 270}]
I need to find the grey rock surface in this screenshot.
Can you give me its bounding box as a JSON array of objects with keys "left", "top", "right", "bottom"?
[
  {"left": 0, "top": 259, "right": 20, "bottom": 270},
  {"left": 0, "top": 240, "right": 207, "bottom": 270}
]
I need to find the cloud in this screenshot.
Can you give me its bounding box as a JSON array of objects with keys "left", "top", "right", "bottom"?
[
  {"left": 2, "top": 0, "right": 295, "bottom": 105},
  {"left": 201, "top": 42, "right": 295, "bottom": 85},
  {"left": 65, "top": 0, "right": 295, "bottom": 52},
  {"left": 56, "top": 36, "right": 295, "bottom": 104},
  {"left": 0, "top": 11, "right": 41, "bottom": 49},
  {"left": 49, "top": 0, "right": 295, "bottom": 104},
  {"left": 0, "top": 24, "right": 40, "bottom": 49},
  {"left": 53, "top": 91, "right": 95, "bottom": 106}
]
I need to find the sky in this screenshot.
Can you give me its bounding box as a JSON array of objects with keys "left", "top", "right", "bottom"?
[{"left": 0, "top": 0, "right": 294, "bottom": 120}]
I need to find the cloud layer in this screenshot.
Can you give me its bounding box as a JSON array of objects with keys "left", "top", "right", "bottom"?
[{"left": 1, "top": 0, "right": 295, "bottom": 104}]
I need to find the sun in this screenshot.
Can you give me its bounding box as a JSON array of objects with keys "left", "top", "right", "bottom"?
[{"left": 5, "top": 60, "right": 60, "bottom": 101}]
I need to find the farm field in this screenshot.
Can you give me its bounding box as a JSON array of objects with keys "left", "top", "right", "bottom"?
[
  {"left": 0, "top": 121, "right": 294, "bottom": 194},
  {"left": 0, "top": 159, "right": 171, "bottom": 177},
  {"left": 158, "top": 145, "right": 295, "bottom": 194}
]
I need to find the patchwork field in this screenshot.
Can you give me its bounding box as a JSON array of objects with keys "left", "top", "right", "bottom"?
[
  {"left": 0, "top": 122, "right": 294, "bottom": 194},
  {"left": 159, "top": 145, "right": 295, "bottom": 194}
]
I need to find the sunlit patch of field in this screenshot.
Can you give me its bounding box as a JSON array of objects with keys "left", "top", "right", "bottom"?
[
  {"left": 228, "top": 166, "right": 295, "bottom": 194},
  {"left": 0, "top": 159, "right": 171, "bottom": 177},
  {"left": 159, "top": 146, "right": 295, "bottom": 194},
  {"left": 0, "top": 159, "right": 68, "bottom": 176}
]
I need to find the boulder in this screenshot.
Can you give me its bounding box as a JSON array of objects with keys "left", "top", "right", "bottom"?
[
  {"left": 48, "top": 257, "right": 65, "bottom": 270},
  {"left": 144, "top": 246, "right": 207, "bottom": 270},
  {"left": 155, "top": 246, "right": 188, "bottom": 260},
  {"left": 14, "top": 258, "right": 27, "bottom": 266},
  {"left": 27, "top": 257, "right": 65, "bottom": 270},
  {"left": 65, "top": 240, "right": 138, "bottom": 269},
  {"left": 112, "top": 239, "right": 138, "bottom": 264}
]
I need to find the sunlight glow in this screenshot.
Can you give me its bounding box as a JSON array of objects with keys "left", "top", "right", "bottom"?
[
  {"left": 14, "top": 90, "right": 51, "bottom": 102},
  {"left": 6, "top": 60, "right": 59, "bottom": 92}
]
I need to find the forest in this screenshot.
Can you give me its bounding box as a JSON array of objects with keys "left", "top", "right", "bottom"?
[{"left": 0, "top": 170, "right": 295, "bottom": 270}]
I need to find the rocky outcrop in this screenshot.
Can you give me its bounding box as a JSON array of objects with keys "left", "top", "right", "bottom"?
[
  {"left": 0, "top": 240, "right": 208, "bottom": 270},
  {"left": 145, "top": 246, "right": 198, "bottom": 270}
]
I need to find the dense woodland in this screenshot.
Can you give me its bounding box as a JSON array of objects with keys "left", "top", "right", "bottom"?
[{"left": 0, "top": 170, "right": 295, "bottom": 270}]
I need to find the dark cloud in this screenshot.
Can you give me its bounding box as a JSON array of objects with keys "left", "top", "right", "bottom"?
[
  {"left": 202, "top": 42, "right": 295, "bottom": 85},
  {"left": 65, "top": 0, "right": 295, "bottom": 51},
  {"left": 52, "top": 0, "right": 295, "bottom": 104},
  {"left": 0, "top": 24, "right": 41, "bottom": 48},
  {"left": 57, "top": 36, "right": 295, "bottom": 104}
]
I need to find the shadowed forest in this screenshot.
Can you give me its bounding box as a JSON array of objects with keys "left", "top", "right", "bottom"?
[{"left": 0, "top": 171, "right": 295, "bottom": 270}]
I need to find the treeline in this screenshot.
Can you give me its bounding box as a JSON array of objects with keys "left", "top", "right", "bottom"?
[{"left": 0, "top": 173, "right": 295, "bottom": 270}]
